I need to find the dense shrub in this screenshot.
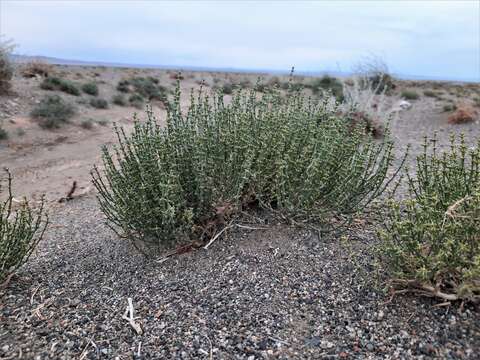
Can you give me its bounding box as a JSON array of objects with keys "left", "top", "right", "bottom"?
[
  {"left": 93, "top": 86, "right": 401, "bottom": 252},
  {"left": 31, "top": 95, "right": 75, "bottom": 128},
  {"left": 112, "top": 94, "right": 126, "bottom": 106},
  {"left": 89, "top": 97, "right": 108, "bottom": 109},
  {"left": 130, "top": 77, "right": 167, "bottom": 101},
  {"left": 423, "top": 90, "right": 437, "bottom": 98},
  {"left": 82, "top": 82, "right": 99, "bottom": 96},
  {"left": 0, "top": 38, "right": 14, "bottom": 94},
  {"left": 221, "top": 82, "right": 234, "bottom": 94},
  {"left": 379, "top": 136, "right": 480, "bottom": 303},
  {"left": 80, "top": 119, "right": 94, "bottom": 129},
  {"left": 401, "top": 90, "right": 420, "bottom": 100},
  {"left": 40, "top": 76, "right": 80, "bottom": 96},
  {"left": 443, "top": 104, "right": 457, "bottom": 112},
  {"left": 0, "top": 170, "right": 48, "bottom": 284}
]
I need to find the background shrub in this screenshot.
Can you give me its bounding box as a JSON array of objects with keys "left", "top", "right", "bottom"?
[
  {"left": 0, "top": 37, "right": 15, "bottom": 95},
  {"left": 40, "top": 76, "right": 80, "bottom": 96},
  {"left": 90, "top": 97, "right": 108, "bottom": 109},
  {"left": 308, "top": 75, "right": 344, "bottom": 101},
  {"left": 130, "top": 77, "right": 168, "bottom": 101},
  {"left": 0, "top": 170, "right": 48, "bottom": 284},
  {"left": 21, "top": 60, "right": 53, "bottom": 78},
  {"left": 31, "top": 95, "right": 75, "bottom": 129},
  {"left": 117, "top": 80, "right": 131, "bottom": 93},
  {"left": 0, "top": 126, "right": 8, "bottom": 140},
  {"left": 129, "top": 94, "right": 144, "bottom": 109},
  {"left": 93, "top": 86, "right": 401, "bottom": 252},
  {"left": 401, "top": 90, "right": 420, "bottom": 100},
  {"left": 112, "top": 94, "right": 126, "bottom": 106},
  {"left": 379, "top": 136, "right": 480, "bottom": 303},
  {"left": 82, "top": 82, "right": 99, "bottom": 96}
]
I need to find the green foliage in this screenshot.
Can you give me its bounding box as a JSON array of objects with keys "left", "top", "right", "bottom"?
[
  {"left": 112, "top": 94, "right": 126, "bottom": 106},
  {"left": 31, "top": 95, "right": 75, "bottom": 129},
  {"left": 0, "top": 127, "right": 8, "bottom": 140},
  {"left": 0, "top": 38, "right": 14, "bottom": 94},
  {"left": 89, "top": 97, "right": 108, "bottom": 109},
  {"left": 130, "top": 77, "right": 167, "bottom": 101},
  {"left": 82, "top": 82, "right": 99, "bottom": 96},
  {"left": 443, "top": 104, "right": 457, "bottom": 112},
  {"left": 40, "top": 77, "right": 80, "bottom": 96},
  {"left": 117, "top": 80, "right": 131, "bottom": 93},
  {"left": 129, "top": 94, "right": 144, "bottom": 109},
  {"left": 221, "top": 82, "right": 234, "bottom": 94},
  {"left": 379, "top": 136, "right": 480, "bottom": 302},
  {"left": 307, "top": 75, "right": 344, "bottom": 101},
  {"left": 0, "top": 170, "right": 48, "bottom": 284},
  {"left": 423, "top": 90, "right": 437, "bottom": 98},
  {"left": 80, "top": 119, "right": 94, "bottom": 129},
  {"left": 401, "top": 90, "right": 420, "bottom": 100},
  {"left": 93, "top": 85, "right": 400, "bottom": 252}
]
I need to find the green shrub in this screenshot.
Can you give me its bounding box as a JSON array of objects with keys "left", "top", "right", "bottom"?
[
  {"left": 0, "top": 38, "right": 14, "bottom": 95},
  {"left": 379, "top": 136, "right": 480, "bottom": 303},
  {"left": 423, "top": 90, "right": 437, "bottom": 98},
  {"left": 221, "top": 82, "right": 234, "bottom": 94},
  {"left": 117, "top": 80, "right": 131, "bottom": 93},
  {"left": 80, "top": 119, "right": 94, "bottom": 129},
  {"left": 443, "top": 104, "right": 457, "bottom": 112},
  {"left": 82, "top": 82, "right": 99, "bottom": 96},
  {"left": 92, "top": 86, "right": 401, "bottom": 252},
  {"left": 308, "top": 75, "right": 344, "bottom": 101},
  {"left": 129, "top": 94, "right": 144, "bottom": 109},
  {"left": 0, "top": 170, "right": 48, "bottom": 284},
  {"left": 31, "top": 95, "right": 75, "bottom": 129},
  {"left": 40, "top": 77, "right": 80, "bottom": 96},
  {"left": 112, "top": 94, "right": 126, "bottom": 106},
  {"left": 89, "top": 98, "right": 108, "bottom": 109},
  {"left": 130, "top": 77, "right": 167, "bottom": 101},
  {"left": 0, "top": 127, "right": 8, "bottom": 140},
  {"left": 401, "top": 90, "right": 420, "bottom": 100}
]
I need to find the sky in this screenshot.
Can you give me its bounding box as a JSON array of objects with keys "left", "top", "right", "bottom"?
[{"left": 1, "top": 0, "right": 479, "bottom": 81}]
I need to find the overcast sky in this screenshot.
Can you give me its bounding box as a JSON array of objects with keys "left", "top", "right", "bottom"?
[{"left": 1, "top": 0, "right": 479, "bottom": 81}]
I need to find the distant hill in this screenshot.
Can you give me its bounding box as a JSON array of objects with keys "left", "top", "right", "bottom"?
[{"left": 10, "top": 54, "right": 479, "bottom": 83}]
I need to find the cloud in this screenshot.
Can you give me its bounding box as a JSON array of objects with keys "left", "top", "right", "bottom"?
[{"left": 1, "top": 0, "right": 478, "bottom": 80}]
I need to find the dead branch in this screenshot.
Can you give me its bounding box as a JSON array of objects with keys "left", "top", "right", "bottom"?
[{"left": 122, "top": 297, "right": 143, "bottom": 335}]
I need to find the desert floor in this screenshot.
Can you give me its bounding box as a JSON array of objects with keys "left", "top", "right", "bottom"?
[{"left": 1, "top": 65, "right": 479, "bottom": 359}]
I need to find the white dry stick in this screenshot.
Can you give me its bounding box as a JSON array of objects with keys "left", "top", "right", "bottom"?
[
  {"left": 204, "top": 225, "right": 232, "bottom": 250},
  {"left": 122, "top": 298, "right": 143, "bottom": 335}
]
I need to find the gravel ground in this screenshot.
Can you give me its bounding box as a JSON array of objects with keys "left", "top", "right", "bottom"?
[{"left": 1, "top": 195, "right": 479, "bottom": 359}]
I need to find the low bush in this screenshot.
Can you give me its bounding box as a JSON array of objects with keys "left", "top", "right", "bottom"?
[
  {"left": 221, "top": 82, "right": 234, "bottom": 94},
  {"left": 117, "top": 80, "right": 131, "bottom": 93},
  {"left": 308, "top": 75, "right": 344, "bottom": 101},
  {"left": 448, "top": 106, "right": 477, "bottom": 124},
  {"left": 21, "top": 60, "right": 53, "bottom": 78},
  {"left": 0, "top": 170, "right": 48, "bottom": 285},
  {"left": 112, "top": 94, "right": 126, "bottom": 106},
  {"left": 443, "top": 104, "right": 457, "bottom": 112},
  {"left": 31, "top": 95, "right": 75, "bottom": 129},
  {"left": 129, "top": 94, "right": 144, "bottom": 109},
  {"left": 40, "top": 77, "right": 80, "bottom": 96},
  {"left": 80, "top": 119, "right": 94, "bottom": 129},
  {"left": 130, "top": 77, "right": 167, "bottom": 101},
  {"left": 0, "top": 126, "right": 8, "bottom": 140},
  {"left": 0, "top": 38, "right": 14, "bottom": 94},
  {"left": 401, "top": 90, "right": 420, "bottom": 100},
  {"left": 89, "top": 97, "right": 108, "bottom": 109},
  {"left": 92, "top": 86, "right": 401, "bottom": 253},
  {"left": 82, "top": 82, "right": 99, "bottom": 96},
  {"left": 379, "top": 136, "right": 480, "bottom": 303}
]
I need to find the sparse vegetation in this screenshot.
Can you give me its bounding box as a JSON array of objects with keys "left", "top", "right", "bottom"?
[
  {"left": 89, "top": 97, "right": 108, "bottom": 109},
  {"left": 130, "top": 77, "right": 167, "bottom": 101},
  {"left": 31, "top": 95, "right": 75, "bottom": 129},
  {"left": 379, "top": 136, "right": 480, "bottom": 303},
  {"left": 40, "top": 76, "right": 81, "bottom": 96},
  {"left": 354, "top": 55, "right": 396, "bottom": 94},
  {"left": 92, "top": 86, "right": 401, "bottom": 252},
  {"left": 401, "top": 90, "right": 420, "bottom": 100},
  {"left": 423, "top": 90, "right": 437, "bottom": 98},
  {"left": 81, "top": 82, "right": 99, "bottom": 96},
  {"left": 0, "top": 170, "right": 48, "bottom": 285},
  {"left": 448, "top": 106, "right": 477, "bottom": 124}
]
